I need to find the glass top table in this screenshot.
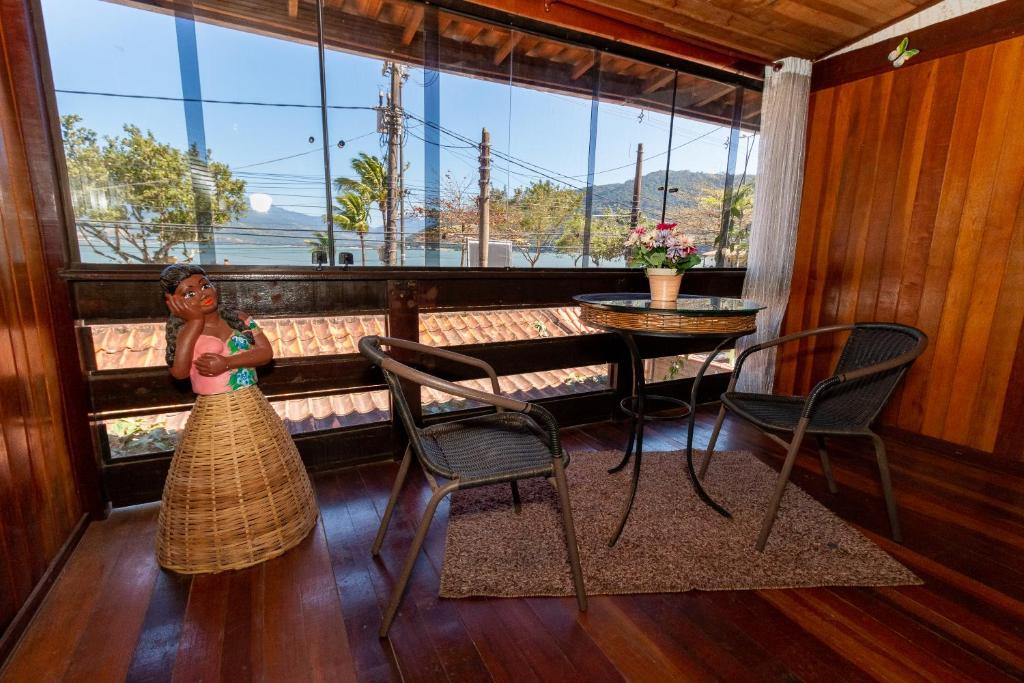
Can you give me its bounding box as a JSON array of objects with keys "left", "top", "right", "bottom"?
[
  {"left": 572, "top": 293, "right": 764, "bottom": 546},
  {"left": 573, "top": 293, "right": 764, "bottom": 336}
]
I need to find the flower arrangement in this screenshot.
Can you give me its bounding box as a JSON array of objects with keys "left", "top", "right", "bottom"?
[{"left": 625, "top": 222, "right": 701, "bottom": 273}]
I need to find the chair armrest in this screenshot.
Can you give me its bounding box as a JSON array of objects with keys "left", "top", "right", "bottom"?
[
  {"left": 801, "top": 345, "right": 924, "bottom": 418},
  {"left": 378, "top": 353, "right": 527, "bottom": 412},
  {"left": 730, "top": 324, "right": 858, "bottom": 391},
  {"left": 371, "top": 335, "right": 501, "bottom": 394},
  {"left": 524, "top": 402, "right": 565, "bottom": 463}
]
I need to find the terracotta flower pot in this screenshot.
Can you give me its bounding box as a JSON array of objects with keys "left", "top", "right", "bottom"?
[{"left": 646, "top": 267, "right": 682, "bottom": 303}]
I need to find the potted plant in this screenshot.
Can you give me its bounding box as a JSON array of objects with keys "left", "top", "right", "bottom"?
[{"left": 625, "top": 222, "right": 701, "bottom": 302}]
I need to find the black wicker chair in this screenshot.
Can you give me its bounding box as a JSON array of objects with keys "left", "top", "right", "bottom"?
[
  {"left": 359, "top": 335, "right": 587, "bottom": 637},
  {"left": 698, "top": 323, "right": 927, "bottom": 552}
]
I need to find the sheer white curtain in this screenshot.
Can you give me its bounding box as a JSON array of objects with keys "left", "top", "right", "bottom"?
[{"left": 736, "top": 57, "right": 812, "bottom": 393}]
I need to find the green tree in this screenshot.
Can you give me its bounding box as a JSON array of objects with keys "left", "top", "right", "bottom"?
[
  {"left": 61, "top": 115, "right": 246, "bottom": 264},
  {"left": 332, "top": 191, "right": 371, "bottom": 265},
  {"left": 509, "top": 181, "right": 583, "bottom": 267},
  {"left": 335, "top": 152, "right": 392, "bottom": 264},
  {"left": 554, "top": 210, "right": 631, "bottom": 267},
  {"left": 304, "top": 231, "right": 330, "bottom": 262}
]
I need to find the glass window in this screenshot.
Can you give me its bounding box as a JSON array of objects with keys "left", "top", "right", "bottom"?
[
  {"left": 43, "top": 0, "right": 323, "bottom": 266},
  {"left": 419, "top": 307, "right": 597, "bottom": 346},
  {"left": 422, "top": 365, "right": 609, "bottom": 414},
  {"left": 42, "top": 0, "right": 759, "bottom": 269},
  {"left": 645, "top": 351, "right": 735, "bottom": 383},
  {"left": 102, "top": 389, "right": 391, "bottom": 459},
  {"left": 89, "top": 315, "right": 386, "bottom": 370},
  {"left": 582, "top": 55, "right": 677, "bottom": 268}
]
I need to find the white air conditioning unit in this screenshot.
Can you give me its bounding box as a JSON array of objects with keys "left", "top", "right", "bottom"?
[{"left": 466, "top": 239, "right": 513, "bottom": 267}]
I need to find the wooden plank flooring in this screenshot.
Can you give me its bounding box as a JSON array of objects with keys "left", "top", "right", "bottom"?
[{"left": 3, "top": 409, "right": 1024, "bottom": 682}]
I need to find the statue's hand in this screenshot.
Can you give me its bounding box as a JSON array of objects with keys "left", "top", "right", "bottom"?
[
  {"left": 165, "top": 293, "right": 204, "bottom": 322},
  {"left": 194, "top": 353, "right": 229, "bottom": 377}
]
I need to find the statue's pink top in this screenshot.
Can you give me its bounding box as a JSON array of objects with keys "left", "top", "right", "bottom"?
[{"left": 190, "top": 316, "right": 261, "bottom": 395}]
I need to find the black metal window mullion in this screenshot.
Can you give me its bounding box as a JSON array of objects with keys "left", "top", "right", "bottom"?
[{"left": 316, "top": 0, "right": 335, "bottom": 266}]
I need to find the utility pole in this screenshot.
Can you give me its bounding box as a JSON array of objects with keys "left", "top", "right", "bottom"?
[
  {"left": 383, "top": 62, "right": 404, "bottom": 267},
  {"left": 716, "top": 88, "right": 744, "bottom": 267},
  {"left": 478, "top": 127, "right": 491, "bottom": 267},
  {"left": 399, "top": 133, "right": 406, "bottom": 266},
  {"left": 630, "top": 143, "right": 644, "bottom": 228}
]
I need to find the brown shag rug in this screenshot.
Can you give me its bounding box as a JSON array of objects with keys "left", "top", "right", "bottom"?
[{"left": 440, "top": 450, "right": 920, "bottom": 598}]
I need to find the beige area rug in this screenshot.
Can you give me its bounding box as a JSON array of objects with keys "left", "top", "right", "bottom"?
[{"left": 440, "top": 450, "right": 921, "bottom": 597}]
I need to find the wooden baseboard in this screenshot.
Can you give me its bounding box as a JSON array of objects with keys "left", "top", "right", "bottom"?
[
  {"left": 876, "top": 425, "right": 1024, "bottom": 474},
  {"left": 0, "top": 513, "right": 91, "bottom": 668}
]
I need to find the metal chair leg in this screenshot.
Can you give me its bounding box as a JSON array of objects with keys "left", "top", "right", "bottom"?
[
  {"left": 816, "top": 435, "right": 838, "bottom": 494},
  {"left": 552, "top": 458, "right": 587, "bottom": 611},
  {"left": 379, "top": 481, "right": 459, "bottom": 638},
  {"left": 698, "top": 404, "right": 727, "bottom": 481},
  {"left": 757, "top": 419, "right": 809, "bottom": 552},
  {"left": 510, "top": 480, "right": 522, "bottom": 514},
  {"left": 870, "top": 433, "right": 902, "bottom": 543},
  {"left": 372, "top": 445, "right": 412, "bottom": 556}
]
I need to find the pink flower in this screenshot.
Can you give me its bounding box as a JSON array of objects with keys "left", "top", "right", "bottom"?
[{"left": 656, "top": 222, "right": 677, "bottom": 231}]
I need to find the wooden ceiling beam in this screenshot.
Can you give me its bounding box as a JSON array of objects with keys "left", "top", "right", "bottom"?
[
  {"left": 288, "top": 0, "right": 298, "bottom": 18},
  {"left": 355, "top": 0, "right": 384, "bottom": 20},
  {"left": 570, "top": 53, "right": 595, "bottom": 80},
  {"left": 493, "top": 32, "right": 521, "bottom": 66},
  {"left": 401, "top": 5, "right": 424, "bottom": 45},
  {"left": 564, "top": 0, "right": 825, "bottom": 59},
  {"left": 458, "top": 0, "right": 766, "bottom": 76},
  {"left": 105, "top": 0, "right": 758, "bottom": 129},
  {"left": 688, "top": 83, "right": 735, "bottom": 108},
  {"left": 641, "top": 70, "right": 675, "bottom": 95}
]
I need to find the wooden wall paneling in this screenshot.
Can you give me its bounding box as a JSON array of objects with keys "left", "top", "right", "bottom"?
[
  {"left": 896, "top": 46, "right": 992, "bottom": 435},
  {"left": 867, "top": 61, "right": 935, "bottom": 424},
  {"left": 852, "top": 67, "right": 906, "bottom": 325},
  {"left": 944, "top": 52, "right": 1024, "bottom": 447},
  {"left": 788, "top": 79, "right": 854, "bottom": 393},
  {"left": 783, "top": 33, "right": 1024, "bottom": 456},
  {"left": 994, "top": 298, "right": 1024, "bottom": 457},
  {"left": 3, "top": 0, "right": 101, "bottom": 519},
  {"left": 919, "top": 40, "right": 1020, "bottom": 443},
  {"left": 834, "top": 72, "right": 893, "bottom": 327},
  {"left": 887, "top": 52, "right": 964, "bottom": 429},
  {"left": 0, "top": 0, "right": 104, "bottom": 657},
  {"left": 812, "top": 0, "right": 1024, "bottom": 91},
  {"left": 976, "top": 196, "right": 1024, "bottom": 452}
]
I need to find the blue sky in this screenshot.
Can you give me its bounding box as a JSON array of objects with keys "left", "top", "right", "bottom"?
[{"left": 41, "top": 0, "right": 757, "bottom": 265}]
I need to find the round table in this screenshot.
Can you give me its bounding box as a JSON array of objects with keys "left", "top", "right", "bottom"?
[{"left": 573, "top": 292, "right": 764, "bottom": 546}]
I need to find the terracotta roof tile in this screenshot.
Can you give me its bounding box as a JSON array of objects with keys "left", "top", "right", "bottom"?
[
  {"left": 92, "top": 307, "right": 596, "bottom": 371},
  {"left": 106, "top": 363, "right": 609, "bottom": 457},
  {"left": 94, "top": 307, "right": 612, "bottom": 453}
]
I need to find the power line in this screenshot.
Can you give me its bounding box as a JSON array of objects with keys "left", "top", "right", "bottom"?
[{"left": 56, "top": 88, "right": 376, "bottom": 111}]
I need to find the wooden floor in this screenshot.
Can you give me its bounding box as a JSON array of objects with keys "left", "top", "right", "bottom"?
[{"left": 3, "top": 409, "right": 1024, "bottom": 682}]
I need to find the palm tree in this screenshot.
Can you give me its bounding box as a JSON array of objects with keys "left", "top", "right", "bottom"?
[
  {"left": 304, "top": 230, "right": 330, "bottom": 262},
  {"left": 335, "top": 153, "right": 392, "bottom": 265},
  {"left": 333, "top": 191, "right": 371, "bottom": 265}
]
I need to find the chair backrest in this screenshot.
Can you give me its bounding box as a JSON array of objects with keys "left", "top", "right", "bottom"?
[
  {"left": 359, "top": 336, "right": 427, "bottom": 442},
  {"left": 819, "top": 323, "right": 927, "bottom": 427}
]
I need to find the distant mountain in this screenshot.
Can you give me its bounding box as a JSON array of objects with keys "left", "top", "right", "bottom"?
[
  {"left": 218, "top": 205, "right": 325, "bottom": 247},
  {"left": 215, "top": 170, "right": 748, "bottom": 253},
  {"left": 590, "top": 169, "right": 735, "bottom": 217}
]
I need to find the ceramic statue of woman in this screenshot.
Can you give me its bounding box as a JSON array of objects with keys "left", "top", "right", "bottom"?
[{"left": 156, "top": 264, "right": 318, "bottom": 573}]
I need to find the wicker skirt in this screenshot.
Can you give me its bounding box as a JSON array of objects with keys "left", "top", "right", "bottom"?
[{"left": 157, "top": 385, "right": 319, "bottom": 574}]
